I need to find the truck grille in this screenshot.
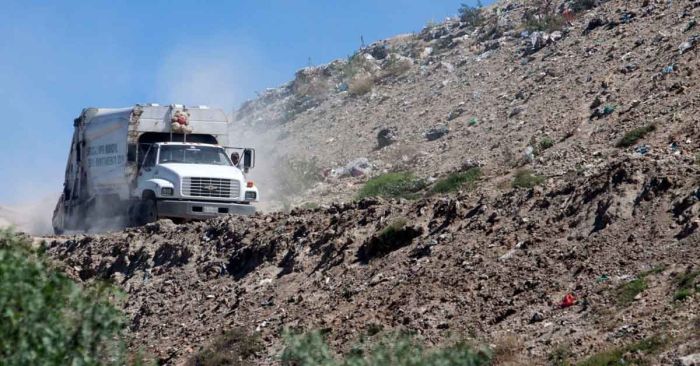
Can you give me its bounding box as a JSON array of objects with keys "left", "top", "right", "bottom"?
[{"left": 181, "top": 177, "right": 240, "bottom": 198}]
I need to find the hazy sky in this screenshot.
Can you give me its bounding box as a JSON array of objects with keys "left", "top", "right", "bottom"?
[{"left": 0, "top": 0, "right": 488, "bottom": 205}]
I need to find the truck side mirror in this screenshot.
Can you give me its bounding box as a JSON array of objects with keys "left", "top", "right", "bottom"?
[
  {"left": 127, "top": 144, "right": 137, "bottom": 163},
  {"left": 243, "top": 149, "right": 254, "bottom": 172}
]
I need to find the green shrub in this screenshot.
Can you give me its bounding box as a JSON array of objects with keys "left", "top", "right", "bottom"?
[
  {"left": 524, "top": 0, "right": 564, "bottom": 32},
  {"left": 0, "top": 230, "right": 128, "bottom": 366},
  {"left": 281, "top": 330, "right": 335, "bottom": 366},
  {"left": 548, "top": 344, "right": 572, "bottom": 366},
  {"left": 431, "top": 168, "right": 482, "bottom": 194},
  {"left": 357, "top": 172, "right": 426, "bottom": 200},
  {"left": 577, "top": 336, "right": 667, "bottom": 366},
  {"left": 570, "top": 0, "right": 597, "bottom": 13},
  {"left": 512, "top": 169, "right": 544, "bottom": 189},
  {"left": 673, "top": 270, "right": 699, "bottom": 302},
  {"left": 458, "top": 2, "right": 483, "bottom": 28},
  {"left": 281, "top": 331, "right": 491, "bottom": 366},
  {"left": 615, "top": 277, "right": 647, "bottom": 305},
  {"left": 616, "top": 124, "right": 656, "bottom": 148},
  {"left": 357, "top": 218, "right": 423, "bottom": 262},
  {"left": 539, "top": 137, "right": 555, "bottom": 151},
  {"left": 186, "top": 328, "right": 262, "bottom": 366}
]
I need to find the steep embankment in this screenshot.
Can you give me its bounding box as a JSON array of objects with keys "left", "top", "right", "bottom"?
[
  {"left": 46, "top": 157, "right": 699, "bottom": 364},
  {"left": 42, "top": 0, "right": 700, "bottom": 364}
]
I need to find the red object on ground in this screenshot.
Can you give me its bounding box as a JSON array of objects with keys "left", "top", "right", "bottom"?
[{"left": 560, "top": 293, "right": 577, "bottom": 308}]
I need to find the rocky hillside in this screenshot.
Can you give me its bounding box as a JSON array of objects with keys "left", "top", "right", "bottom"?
[
  {"left": 41, "top": 0, "right": 700, "bottom": 365},
  {"left": 237, "top": 0, "right": 699, "bottom": 210}
]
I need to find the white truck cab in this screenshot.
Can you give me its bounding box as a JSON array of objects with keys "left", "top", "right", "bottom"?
[{"left": 133, "top": 142, "right": 258, "bottom": 224}]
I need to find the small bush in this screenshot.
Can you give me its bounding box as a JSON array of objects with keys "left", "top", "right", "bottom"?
[
  {"left": 281, "top": 331, "right": 491, "bottom": 366},
  {"left": 615, "top": 277, "right": 647, "bottom": 305},
  {"left": 357, "top": 218, "right": 423, "bottom": 262},
  {"left": 0, "top": 230, "right": 128, "bottom": 366},
  {"left": 673, "top": 270, "right": 699, "bottom": 302},
  {"left": 524, "top": 0, "right": 564, "bottom": 32},
  {"left": 382, "top": 54, "right": 412, "bottom": 78},
  {"left": 616, "top": 124, "right": 656, "bottom": 148},
  {"left": 357, "top": 172, "right": 426, "bottom": 200},
  {"left": 577, "top": 336, "right": 667, "bottom": 366},
  {"left": 570, "top": 0, "right": 597, "bottom": 13},
  {"left": 458, "top": 2, "right": 483, "bottom": 28},
  {"left": 512, "top": 169, "right": 544, "bottom": 189},
  {"left": 431, "top": 167, "right": 482, "bottom": 194},
  {"left": 539, "top": 137, "right": 555, "bottom": 151},
  {"left": 186, "top": 328, "right": 262, "bottom": 366},
  {"left": 349, "top": 74, "right": 375, "bottom": 96},
  {"left": 548, "top": 344, "right": 572, "bottom": 366}
]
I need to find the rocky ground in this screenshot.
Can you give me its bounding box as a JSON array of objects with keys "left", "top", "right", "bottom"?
[{"left": 38, "top": 0, "right": 700, "bottom": 364}]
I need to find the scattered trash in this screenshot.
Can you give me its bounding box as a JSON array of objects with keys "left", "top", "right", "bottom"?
[
  {"left": 560, "top": 293, "right": 577, "bottom": 308},
  {"left": 377, "top": 128, "right": 398, "bottom": 149},
  {"left": 596, "top": 274, "right": 610, "bottom": 283},
  {"left": 468, "top": 117, "right": 478, "bottom": 126},
  {"left": 634, "top": 144, "right": 651, "bottom": 156},
  {"left": 583, "top": 17, "right": 606, "bottom": 35},
  {"left": 337, "top": 82, "right": 349, "bottom": 92},
  {"left": 620, "top": 12, "right": 635, "bottom": 24},
  {"left": 679, "top": 35, "right": 699, "bottom": 54},
  {"left": 662, "top": 64, "right": 676, "bottom": 74},
  {"left": 523, "top": 146, "right": 534, "bottom": 162},
  {"left": 330, "top": 158, "right": 373, "bottom": 178},
  {"left": 590, "top": 104, "right": 616, "bottom": 120},
  {"left": 424, "top": 125, "right": 449, "bottom": 141},
  {"left": 447, "top": 107, "right": 465, "bottom": 121},
  {"left": 529, "top": 312, "right": 545, "bottom": 323},
  {"left": 669, "top": 142, "right": 680, "bottom": 155}
]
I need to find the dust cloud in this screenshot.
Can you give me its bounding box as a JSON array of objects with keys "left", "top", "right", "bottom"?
[
  {"left": 0, "top": 197, "right": 56, "bottom": 235},
  {"left": 157, "top": 41, "right": 304, "bottom": 212}
]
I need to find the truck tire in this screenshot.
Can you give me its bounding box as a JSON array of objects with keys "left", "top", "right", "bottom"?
[{"left": 137, "top": 198, "right": 158, "bottom": 226}]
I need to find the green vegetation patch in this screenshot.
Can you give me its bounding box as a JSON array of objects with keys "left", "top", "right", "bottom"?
[
  {"left": 616, "top": 124, "right": 656, "bottom": 148},
  {"left": 615, "top": 277, "right": 647, "bottom": 305},
  {"left": 458, "top": 2, "right": 483, "bottom": 28},
  {"left": 0, "top": 230, "right": 130, "bottom": 366},
  {"left": 673, "top": 269, "right": 699, "bottom": 301},
  {"left": 539, "top": 136, "right": 555, "bottom": 151},
  {"left": 186, "top": 328, "right": 262, "bottom": 366},
  {"left": 357, "top": 218, "right": 423, "bottom": 262},
  {"left": 357, "top": 172, "right": 426, "bottom": 200},
  {"left": 576, "top": 336, "right": 668, "bottom": 366},
  {"left": 512, "top": 169, "right": 545, "bottom": 189},
  {"left": 431, "top": 167, "right": 482, "bottom": 194},
  {"left": 281, "top": 330, "right": 491, "bottom": 366}
]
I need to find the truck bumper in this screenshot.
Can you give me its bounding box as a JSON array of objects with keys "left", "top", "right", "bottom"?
[{"left": 157, "top": 199, "right": 256, "bottom": 219}]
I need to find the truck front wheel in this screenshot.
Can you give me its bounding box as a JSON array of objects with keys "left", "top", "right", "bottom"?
[{"left": 137, "top": 198, "right": 158, "bottom": 226}]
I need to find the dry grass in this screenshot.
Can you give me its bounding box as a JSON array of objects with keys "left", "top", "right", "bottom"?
[{"left": 349, "top": 74, "right": 375, "bottom": 96}]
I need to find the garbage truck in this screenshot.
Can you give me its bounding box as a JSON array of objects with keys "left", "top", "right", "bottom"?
[{"left": 52, "top": 104, "right": 259, "bottom": 234}]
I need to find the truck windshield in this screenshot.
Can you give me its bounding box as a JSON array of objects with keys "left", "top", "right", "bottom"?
[{"left": 158, "top": 145, "right": 232, "bottom": 166}]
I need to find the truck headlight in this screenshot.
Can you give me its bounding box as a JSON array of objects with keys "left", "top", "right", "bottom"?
[
  {"left": 161, "top": 187, "right": 174, "bottom": 196},
  {"left": 244, "top": 191, "right": 257, "bottom": 200}
]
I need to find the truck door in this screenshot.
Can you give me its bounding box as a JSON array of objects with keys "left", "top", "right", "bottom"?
[{"left": 137, "top": 145, "right": 159, "bottom": 195}]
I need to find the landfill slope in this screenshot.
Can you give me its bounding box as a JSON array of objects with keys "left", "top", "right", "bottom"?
[{"left": 43, "top": 0, "right": 700, "bottom": 364}]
